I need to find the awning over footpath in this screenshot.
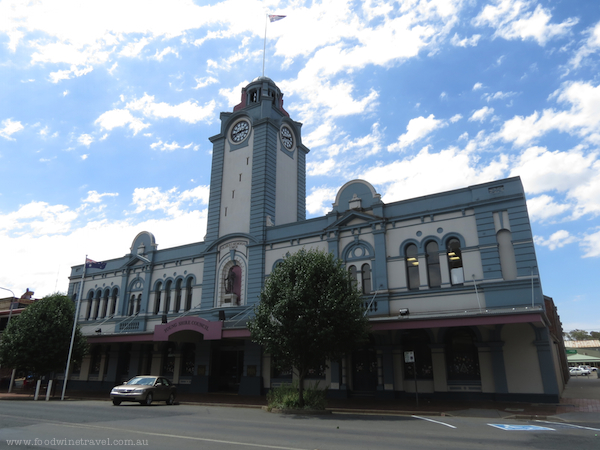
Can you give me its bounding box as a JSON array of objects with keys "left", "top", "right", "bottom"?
[{"left": 567, "top": 354, "right": 600, "bottom": 363}]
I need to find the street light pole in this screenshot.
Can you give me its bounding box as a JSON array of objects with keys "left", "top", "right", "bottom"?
[{"left": 0, "top": 286, "right": 17, "bottom": 393}]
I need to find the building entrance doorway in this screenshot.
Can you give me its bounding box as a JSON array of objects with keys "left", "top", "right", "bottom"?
[
  {"left": 212, "top": 341, "right": 244, "bottom": 392},
  {"left": 352, "top": 348, "right": 378, "bottom": 393}
]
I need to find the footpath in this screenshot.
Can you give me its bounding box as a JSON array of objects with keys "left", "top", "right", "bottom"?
[{"left": 2, "top": 373, "right": 600, "bottom": 422}]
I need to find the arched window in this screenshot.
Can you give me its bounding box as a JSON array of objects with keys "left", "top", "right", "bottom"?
[
  {"left": 497, "top": 229, "right": 517, "bottom": 280},
  {"left": 165, "top": 280, "right": 172, "bottom": 313},
  {"left": 85, "top": 292, "right": 93, "bottom": 320},
  {"left": 405, "top": 244, "right": 420, "bottom": 290},
  {"left": 447, "top": 238, "right": 464, "bottom": 285},
  {"left": 348, "top": 265, "right": 358, "bottom": 288},
  {"left": 92, "top": 291, "right": 101, "bottom": 319},
  {"left": 445, "top": 328, "right": 480, "bottom": 382},
  {"left": 185, "top": 278, "right": 193, "bottom": 311},
  {"left": 361, "top": 263, "right": 372, "bottom": 294},
  {"left": 175, "top": 279, "right": 182, "bottom": 312},
  {"left": 426, "top": 241, "right": 441, "bottom": 288},
  {"left": 109, "top": 288, "right": 118, "bottom": 317},
  {"left": 100, "top": 289, "right": 109, "bottom": 319},
  {"left": 128, "top": 295, "right": 135, "bottom": 316},
  {"left": 154, "top": 282, "right": 162, "bottom": 315},
  {"left": 135, "top": 294, "right": 142, "bottom": 315}
]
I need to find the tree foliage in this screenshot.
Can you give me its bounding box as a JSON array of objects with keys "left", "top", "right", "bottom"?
[
  {"left": 0, "top": 293, "right": 88, "bottom": 377},
  {"left": 248, "top": 248, "right": 369, "bottom": 407},
  {"left": 564, "top": 329, "right": 600, "bottom": 341}
]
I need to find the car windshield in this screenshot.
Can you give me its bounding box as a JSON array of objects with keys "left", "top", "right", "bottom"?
[{"left": 127, "top": 377, "right": 156, "bottom": 386}]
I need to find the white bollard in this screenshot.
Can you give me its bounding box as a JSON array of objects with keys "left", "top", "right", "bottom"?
[
  {"left": 34, "top": 379, "right": 41, "bottom": 400},
  {"left": 8, "top": 369, "right": 16, "bottom": 393},
  {"left": 46, "top": 380, "right": 53, "bottom": 401}
]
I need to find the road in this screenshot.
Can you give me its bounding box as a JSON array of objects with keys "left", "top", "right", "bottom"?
[{"left": 0, "top": 400, "right": 599, "bottom": 449}]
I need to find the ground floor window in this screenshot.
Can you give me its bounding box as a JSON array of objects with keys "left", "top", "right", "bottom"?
[
  {"left": 445, "top": 328, "right": 480, "bottom": 382},
  {"left": 402, "top": 330, "right": 433, "bottom": 380}
]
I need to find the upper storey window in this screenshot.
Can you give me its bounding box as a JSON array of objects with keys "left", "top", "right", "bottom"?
[
  {"left": 447, "top": 238, "right": 464, "bottom": 285},
  {"left": 425, "top": 241, "right": 441, "bottom": 288},
  {"left": 405, "top": 244, "right": 420, "bottom": 290}
]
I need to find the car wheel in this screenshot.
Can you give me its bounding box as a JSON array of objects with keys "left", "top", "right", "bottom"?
[
  {"left": 112, "top": 400, "right": 121, "bottom": 406},
  {"left": 144, "top": 393, "right": 153, "bottom": 406},
  {"left": 166, "top": 393, "right": 175, "bottom": 405}
]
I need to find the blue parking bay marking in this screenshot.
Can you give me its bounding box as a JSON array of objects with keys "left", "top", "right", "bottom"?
[{"left": 488, "top": 424, "right": 555, "bottom": 431}]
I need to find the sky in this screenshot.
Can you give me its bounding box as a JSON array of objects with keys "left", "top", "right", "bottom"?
[{"left": 0, "top": 0, "right": 599, "bottom": 333}]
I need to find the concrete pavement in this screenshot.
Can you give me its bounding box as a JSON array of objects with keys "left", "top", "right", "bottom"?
[{"left": 2, "top": 372, "right": 600, "bottom": 422}]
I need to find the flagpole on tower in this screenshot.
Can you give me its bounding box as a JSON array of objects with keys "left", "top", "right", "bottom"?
[{"left": 263, "top": 14, "right": 286, "bottom": 78}]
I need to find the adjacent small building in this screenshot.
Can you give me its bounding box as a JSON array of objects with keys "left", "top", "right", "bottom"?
[{"left": 67, "top": 77, "right": 567, "bottom": 402}]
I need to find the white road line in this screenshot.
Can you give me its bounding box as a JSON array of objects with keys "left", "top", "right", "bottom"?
[
  {"left": 412, "top": 415, "right": 457, "bottom": 428},
  {"left": 0, "top": 413, "right": 310, "bottom": 450},
  {"left": 535, "top": 420, "right": 600, "bottom": 432}
]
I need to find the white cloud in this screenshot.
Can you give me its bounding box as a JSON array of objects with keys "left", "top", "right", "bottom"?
[
  {"left": 126, "top": 94, "right": 216, "bottom": 124},
  {"left": 193, "top": 76, "right": 218, "bottom": 89},
  {"left": 388, "top": 114, "right": 445, "bottom": 151},
  {"left": 473, "top": 82, "right": 483, "bottom": 91},
  {"left": 95, "top": 108, "right": 149, "bottom": 135},
  {"left": 363, "top": 145, "right": 509, "bottom": 203},
  {"left": 534, "top": 230, "right": 577, "bottom": 251},
  {"left": 570, "top": 20, "right": 600, "bottom": 68},
  {"left": 150, "top": 140, "right": 194, "bottom": 152},
  {"left": 450, "top": 33, "right": 481, "bottom": 47},
  {"left": 483, "top": 91, "right": 517, "bottom": 102},
  {"left": 78, "top": 133, "right": 94, "bottom": 147},
  {"left": 82, "top": 191, "right": 118, "bottom": 204},
  {"left": 150, "top": 47, "right": 178, "bottom": 61},
  {"left": 450, "top": 114, "right": 463, "bottom": 123},
  {"left": 119, "top": 38, "right": 149, "bottom": 58},
  {"left": 526, "top": 194, "right": 571, "bottom": 222},
  {"left": 510, "top": 146, "right": 600, "bottom": 220},
  {"left": 306, "top": 186, "right": 337, "bottom": 216},
  {"left": 0, "top": 201, "right": 77, "bottom": 236},
  {"left": 131, "top": 185, "right": 210, "bottom": 218},
  {"left": 0, "top": 118, "right": 24, "bottom": 140},
  {"left": 581, "top": 228, "right": 600, "bottom": 258},
  {"left": 469, "top": 106, "right": 494, "bottom": 122},
  {"left": 49, "top": 65, "right": 93, "bottom": 83},
  {"left": 499, "top": 81, "right": 600, "bottom": 147},
  {"left": 473, "top": 0, "right": 578, "bottom": 46}
]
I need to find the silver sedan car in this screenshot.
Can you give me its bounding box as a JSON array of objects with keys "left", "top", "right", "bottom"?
[{"left": 110, "top": 376, "right": 177, "bottom": 406}]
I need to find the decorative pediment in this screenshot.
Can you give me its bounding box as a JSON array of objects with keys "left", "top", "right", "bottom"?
[
  {"left": 325, "top": 210, "right": 381, "bottom": 231},
  {"left": 122, "top": 254, "right": 151, "bottom": 269}
]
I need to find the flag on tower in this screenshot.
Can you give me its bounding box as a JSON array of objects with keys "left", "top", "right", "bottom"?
[{"left": 268, "top": 15, "right": 286, "bottom": 22}]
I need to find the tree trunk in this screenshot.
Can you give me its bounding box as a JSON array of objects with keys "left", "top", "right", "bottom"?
[{"left": 298, "top": 373, "right": 305, "bottom": 408}]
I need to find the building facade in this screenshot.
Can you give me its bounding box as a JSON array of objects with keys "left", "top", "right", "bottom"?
[{"left": 67, "top": 77, "right": 566, "bottom": 402}]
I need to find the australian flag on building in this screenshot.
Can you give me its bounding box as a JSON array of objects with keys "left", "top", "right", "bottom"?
[{"left": 85, "top": 258, "right": 106, "bottom": 270}]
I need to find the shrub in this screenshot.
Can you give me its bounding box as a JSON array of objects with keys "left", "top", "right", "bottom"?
[{"left": 267, "top": 381, "right": 327, "bottom": 410}]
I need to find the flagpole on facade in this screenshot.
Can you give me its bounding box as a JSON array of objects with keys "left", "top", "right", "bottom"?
[{"left": 61, "top": 255, "right": 87, "bottom": 400}]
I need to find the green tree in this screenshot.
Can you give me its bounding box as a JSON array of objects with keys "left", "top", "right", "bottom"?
[
  {"left": 0, "top": 293, "right": 88, "bottom": 377},
  {"left": 566, "top": 329, "right": 592, "bottom": 341},
  {"left": 248, "top": 248, "right": 369, "bottom": 407}
]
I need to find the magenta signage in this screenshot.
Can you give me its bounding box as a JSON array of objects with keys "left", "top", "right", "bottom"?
[{"left": 154, "top": 317, "right": 222, "bottom": 341}]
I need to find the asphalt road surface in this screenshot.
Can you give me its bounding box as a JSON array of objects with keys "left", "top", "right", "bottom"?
[{"left": 1, "top": 400, "right": 599, "bottom": 449}]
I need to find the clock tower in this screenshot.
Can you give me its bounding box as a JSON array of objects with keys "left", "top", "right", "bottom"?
[{"left": 201, "top": 77, "right": 309, "bottom": 311}]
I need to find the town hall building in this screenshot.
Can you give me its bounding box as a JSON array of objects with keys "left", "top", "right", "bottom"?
[{"left": 67, "top": 77, "right": 568, "bottom": 402}]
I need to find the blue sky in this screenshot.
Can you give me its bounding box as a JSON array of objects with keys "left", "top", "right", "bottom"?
[{"left": 1, "top": 0, "right": 599, "bottom": 333}]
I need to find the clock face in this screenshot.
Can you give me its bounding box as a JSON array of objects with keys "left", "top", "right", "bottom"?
[
  {"left": 280, "top": 125, "right": 294, "bottom": 150},
  {"left": 231, "top": 120, "right": 250, "bottom": 143}
]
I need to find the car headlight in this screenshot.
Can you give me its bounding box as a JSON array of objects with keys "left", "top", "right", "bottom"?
[{"left": 131, "top": 389, "right": 144, "bottom": 394}]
